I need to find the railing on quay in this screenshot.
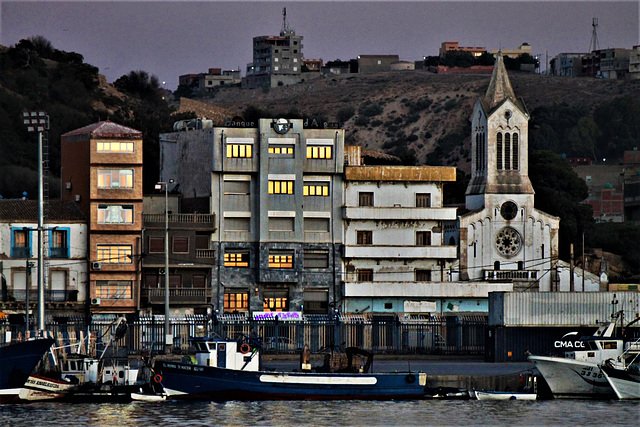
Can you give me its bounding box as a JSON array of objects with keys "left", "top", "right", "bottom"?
[{"left": 1, "top": 314, "right": 487, "bottom": 357}]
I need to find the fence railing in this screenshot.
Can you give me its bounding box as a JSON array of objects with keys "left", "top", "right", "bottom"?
[{"left": 0, "top": 315, "right": 487, "bottom": 356}]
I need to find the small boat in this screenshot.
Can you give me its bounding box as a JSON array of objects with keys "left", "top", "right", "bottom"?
[
  {"left": 424, "top": 386, "right": 470, "bottom": 399},
  {"left": 528, "top": 311, "right": 630, "bottom": 399},
  {"left": 155, "top": 337, "right": 428, "bottom": 401},
  {"left": 474, "top": 390, "right": 537, "bottom": 401},
  {"left": 0, "top": 338, "right": 55, "bottom": 403},
  {"left": 600, "top": 336, "right": 640, "bottom": 400}
]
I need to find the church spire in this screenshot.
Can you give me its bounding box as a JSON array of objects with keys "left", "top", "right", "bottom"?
[{"left": 482, "top": 52, "right": 517, "bottom": 112}]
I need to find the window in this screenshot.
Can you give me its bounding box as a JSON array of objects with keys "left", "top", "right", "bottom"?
[
  {"left": 172, "top": 237, "right": 189, "bottom": 253},
  {"left": 306, "top": 145, "right": 332, "bottom": 159},
  {"left": 357, "top": 269, "right": 374, "bottom": 282},
  {"left": 269, "top": 252, "right": 294, "bottom": 268},
  {"left": 268, "top": 217, "right": 294, "bottom": 232},
  {"left": 358, "top": 192, "right": 374, "bottom": 207},
  {"left": 96, "top": 280, "right": 132, "bottom": 299},
  {"left": 268, "top": 180, "right": 294, "bottom": 194},
  {"left": 224, "top": 251, "right": 249, "bottom": 267},
  {"left": 96, "top": 140, "right": 134, "bottom": 153},
  {"left": 304, "top": 290, "right": 328, "bottom": 314},
  {"left": 11, "top": 228, "right": 31, "bottom": 258},
  {"left": 304, "top": 218, "right": 330, "bottom": 232},
  {"left": 224, "top": 292, "right": 249, "bottom": 312},
  {"left": 50, "top": 229, "right": 69, "bottom": 258},
  {"left": 416, "top": 231, "right": 431, "bottom": 246},
  {"left": 416, "top": 269, "right": 432, "bottom": 281},
  {"left": 224, "top": 217, "right": 250, "bottom": 232},
  {"left": 263, "top": 289, "right": 289, "bottom": 312},
  {"left": 149, "top": 237, "right": 164, "bottom": 253},
  {"left": 97, "top": 169, "right": 133, "bottom": 189},
  {"left": 224, "top": 180, "right": 250, "bottom": 195},
  {"left": 195, "top": 234, "right": 210, "bottom": 250},
  {"left": 98, "top": 205, "right": 134, "bottom": 224},
  {"left": 96, "top": 245, "right": 132, "bottom": 264},
  {"left": 192, "top": 275, "right": 206, "bottom": 288},
  {"left": 512, "top": 133, "right": 519, "bottom": 170},
  {"left": 416, "top": 193, "right": 431, "bottom": 208},
  {"left": 269, "top": 145, "right": 294, "bottom": 155},
  {"left": 496, "top": 132, "right": 503, "bottom": 170},
  {"left": 356, "top": 230, "right": 373, "bottom": 245},
  {"left": 304, "top": 250, "right": 329, "bottom": 268},
  {"left": 303, "top": 184, "right": 329, "bottom": 196},
  {"left": 226, "top": 144, "right": 252, "bottom": 158},
  {"left": 504, "top": 133, "right": 511, "bottom": 170}
]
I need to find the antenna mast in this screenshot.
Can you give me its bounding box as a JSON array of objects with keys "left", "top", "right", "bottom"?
[
  {"left": 281, "top": 7, "right": 291, "bottom": 35},
  {"left": 588, "top": 17, "right": 600, "bottom": 52}
]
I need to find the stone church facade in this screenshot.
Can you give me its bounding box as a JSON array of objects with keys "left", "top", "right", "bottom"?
[{"left": 458, "top": 53, "right": 560, "bottom": 292}]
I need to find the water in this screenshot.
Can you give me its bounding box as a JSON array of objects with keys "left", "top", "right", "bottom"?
[{"left": 0, "top": 399, "right": 637, "bottom": 426}]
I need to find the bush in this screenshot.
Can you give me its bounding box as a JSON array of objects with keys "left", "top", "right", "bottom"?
[
  {"left": 355, "top": 116, "right": 369, "bottom": 126},
  {"left": 336, "top": 106, "right": 355, "bottom": 123},
  {"left": 359, "top": 103, "right": 383, "bottom": 117},
  {"left": 444, "top": 99, "right": 457, "bottom": 111}
]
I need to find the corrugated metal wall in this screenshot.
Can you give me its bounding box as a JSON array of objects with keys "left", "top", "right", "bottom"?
[{"left": 489, "top": 292, "right": 640, "bottom": 326}]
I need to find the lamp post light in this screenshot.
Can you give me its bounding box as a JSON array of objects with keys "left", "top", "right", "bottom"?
[
  {"left": 22, "top": 111, "right": 48, "bottom": 331},
  {"left": 155, "top": 179, "right": 174, "bottom": 353}
]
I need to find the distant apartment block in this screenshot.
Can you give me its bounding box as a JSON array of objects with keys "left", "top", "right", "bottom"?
[
  {"left": 179, "top": 68, "right": 241, "bottom": 93},
  {"left": 629, "top": 45, "right": 640, "bottom": 80},
  {"left": 582, "top": 48, "right": 631, "bottom": 79},
  {"left": 439, "top": 42, "right": 486, "bottom": 58},
  {"left": 552, "top": 53, "right": 587, "bottom": 77},
  {"left": 245, "top": 30, "right": 304, "bottom": 89},
  {"left": 358, "top": 55, "right": 400, "bottom": 73},
  {"left": 489, "top": 43, "right": 532, "bottom": 59}
]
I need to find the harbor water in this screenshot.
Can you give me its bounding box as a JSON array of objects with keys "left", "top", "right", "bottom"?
[{"left": 0, "top": 399, "right": 637, "bottom": 426}]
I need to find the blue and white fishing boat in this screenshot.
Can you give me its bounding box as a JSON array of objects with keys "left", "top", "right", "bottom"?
[
  {"left": 0, "top": 338, "right": 55, "bottom": 403},
  {"left": 155, "top": 337, "right": 427, "bottom": 401}
]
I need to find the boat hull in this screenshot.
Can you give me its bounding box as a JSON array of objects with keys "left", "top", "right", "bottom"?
[
  {"left": 19, "top": 374, "right": 77, "bottom": 401},
  {"left": 474, "top": 390, "right": 537, "bottom": 400},
  {"left": 601, "top": 364, "right": 640, "bottom": 400},
  {"left": 0, "top": 339, "right": 55, "bottom": 404},
  {"left": 156, "top": 360, "right": 427, "bottom": 401},
  {"left": 529, "top": 355, "right": 613, "bottom": 398}
]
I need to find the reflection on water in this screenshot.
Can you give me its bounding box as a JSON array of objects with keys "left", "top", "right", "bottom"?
[{"left": 0, "top": 399, "right": 636, "bottom": 426}]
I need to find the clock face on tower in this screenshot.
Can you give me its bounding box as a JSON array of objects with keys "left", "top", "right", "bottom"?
[
  {"left": 500, "top": 201, "right": 518, "bottom": 220},
  {"left": 495, "top": 227, "right": 523, "bottom": 257}
]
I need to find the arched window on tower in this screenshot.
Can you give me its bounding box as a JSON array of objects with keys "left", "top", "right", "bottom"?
[
  {"left": 496, "top": 133, "right": 503, "bottom": 170},
  {"left": 482, "top": 133, "right": 486, "bottom": 171},
  {"left": 512, "top": 133, "right": 519, "bottom": 170},
  {"left": 475, "top": 133, "right": 480, "bottom": 172},
  {"left": 504, "top": 133, "right": 511, "bottom": 170}
]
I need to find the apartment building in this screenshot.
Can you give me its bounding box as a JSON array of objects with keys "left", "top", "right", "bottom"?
[
  {"left": 245, "top": 30, "right": 304, "bottom": 89},
  {"left": 0, "top": 200, "right": 87, "bottom": 318},
  {"left": 160, "top": 118, "right": 344, "bottom": 315},
  {"left": 357, "top": 55, "right": 400, "bottom": 74},
  {"left": 630, "top": 45, "right": 640, "bottom": 80},
  {"left": 342, "top": 157, "right": 461, "bottom": 314},
  {"left": 439, "top": 42, "right": 486, "bottom": 58},
  {"left": 61, "top": 121, "right": 143, "bottom": 315}
]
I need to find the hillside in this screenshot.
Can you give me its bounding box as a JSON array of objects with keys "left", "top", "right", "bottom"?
[{"left": 195, "top": 70, "right": 640, "bottom": 171}]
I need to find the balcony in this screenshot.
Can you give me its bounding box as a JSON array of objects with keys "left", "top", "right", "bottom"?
[
  {"left": 196, "top": 249, "right": 216, "bottom": 259},
  {"left": 3, "top": 289, "right": 80, "bottom": 302},
  {"left": 343, "top": 206, "right": 457, "bottom": 221},
  {"left": 143, "top": 213, "right": 216, "bottom": 230},
  {"left": 344, "top": 281, "right": 513, "bottom": 298},
  {"left": 11, "top": 247, "right": 31, "bottom": 258},
  {"left": 483, "top": 270, "right": 538, "bottom": 281},
  {"left": 344, "top": 245, "right": 457, "bottom": 259},
  {"left": 49, "top": 247, "right": 69, "bottom": 258},
  {"left": 143, "top": 288, "right": 213, "bottom": 305}
]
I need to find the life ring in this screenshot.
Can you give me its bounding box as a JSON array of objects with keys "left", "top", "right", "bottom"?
[
  {"left": 240, "top": 343, "right": 251, "bottom": 354},
  {"left": 153, "top": 374, "right": 163, "bottom": 383},
  {"left": 405, "top": 374, "right": 416, "bottom": 384}
]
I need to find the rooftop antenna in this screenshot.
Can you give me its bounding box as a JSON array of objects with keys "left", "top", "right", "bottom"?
[
  {"left": 281, "top": 7, "right": 291, "bottom": 35},
  {"left": 588, "top": 17, "right": 600, "bottom": 52}
]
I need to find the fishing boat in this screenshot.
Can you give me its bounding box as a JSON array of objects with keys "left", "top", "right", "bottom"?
[
  {"left": 600, "top": 336, "right": 640, "bottom": 400},
  {"left": 473, "top": 390, "right": 537, "bottom": 400},
  {"left": 528, "top": 312, "right": 630, "bottom": 399},
  {"left": 155, "top": 337, "right": 428, "bottom": 401},
  {"left": 0, "top": 338, "right": 55, "bottom": 403}
]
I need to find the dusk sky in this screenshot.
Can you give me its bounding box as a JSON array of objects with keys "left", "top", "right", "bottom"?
[{"left": 2, "top": 1, "right": 638, "bottom": 90}]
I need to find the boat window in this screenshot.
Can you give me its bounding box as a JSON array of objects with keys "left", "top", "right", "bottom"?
[
  {"left": 587, "top": 352, "right": 595, "bottom": 358},
  {"left": 586, "top": 341, "right": 597, "bottom": 350},
  {"left": 602, "top": 341, "right": 617, "bottom": 350},
  {"left": 207, "top": 342, "right": 216, "bottom": 351},
  {"left": 119, "top": 371, "right": 125, "bottom": 378},
  {"left": 194, "top": 342, "right": 207, "bottom": 352}
]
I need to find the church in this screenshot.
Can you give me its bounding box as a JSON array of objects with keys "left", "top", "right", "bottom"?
[{"left": 457, "top": 53, "right": 561, "bottom": 292}]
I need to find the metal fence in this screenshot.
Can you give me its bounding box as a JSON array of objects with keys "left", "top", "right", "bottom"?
[{"left": 0, "top": 314, "right": 488, "bottom": 356}]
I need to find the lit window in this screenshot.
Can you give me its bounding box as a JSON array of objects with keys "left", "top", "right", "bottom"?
[
  {"left": 224, "top": 251, "right": 249, "bottom": 267},
  {"left": 97, "top": 169, "right": 133, "bottom": 189},
  {"left": 226, "top": 144, "right": 253, "bottom": 158},
  {"left": 269, "top": 145, "right": 294, "bottom": 155},
  {"left": 303, "top": 184, "right": 329, "bottom": 196},
  {"left": 224, "top": 292, "right": 249, "bottom": 312},
  {"left": 96, "top": 280, "right": 132, "bottom": 299},
  {"left": 306, "top": 146, "right": 332, "bottom": 159},
  {"left": 268, "top": 180, "right": 294, "bottom": 194},
  {"left": 96, "top": 245, "right": 132, "bottom": 264},
  {"left": 98, "top": 205, "right": 134, "bottom": 224},
  {"left": 96, "top": 140, "right": 134, "bottom": 153},
  {"left": 269, "top": 252, "right": 294, "bottom": 268},
  {"left": 263, "top": 290, "right": 289, "bottom": 312}
]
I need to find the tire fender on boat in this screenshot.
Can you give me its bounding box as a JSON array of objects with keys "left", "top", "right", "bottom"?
[
  {"left": 405, "top": 374, "right": 416, "bottom": 384},
  {"left": 240, "top": 343, "right": 251, "bottom": 354},
  {"left": 153, "top": 374, "right": 163, "bottom": 383}
]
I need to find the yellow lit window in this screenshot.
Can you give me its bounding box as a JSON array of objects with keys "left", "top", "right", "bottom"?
[
  {"left": 303, "top": 184, "right": 329, "bottom": 196},
  {"left": 224, "top": 252, "right": 249, "bottom": 267},
  {"left": 97, "top": 169, "right": 133, "bottom": 189},
  {"left": 268, "top": 180, "right": 294, "bottom": 194},
  {"left": 269, "top": 254, "right": 293, "bottom": 268},
  {"left": 269, "top": 146, "right": 294, "bottom": 154},
  {"left": 227, "top": 144, "right": 252, "bottom": 158},
  {"left": 96, "top": 141, "right": 134, "bottom": 153},
  {"left": 224, "top": 293, "right": 248, "bottom": 312},
  {"left": 96, "top": 244, "right": 132, "bottom": 264},
  {"left": 96, "top": 280, "right": 132, "bottom": 299},
  {"left": 307, "top": 145, "right": 332, "bottom": 159}
]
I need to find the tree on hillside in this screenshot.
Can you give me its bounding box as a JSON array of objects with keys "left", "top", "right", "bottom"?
[
  {"left": 592, "top": 222, "right": 640, "bottom": 281},
  {"left": 568, "top": 117, "right": 602, "bottom": 161},
  {"left": 594, "top": 96, "right": 640, "bottom": 158},
  {"left": 441, "top": 51, "right": 475, "bottom": 68}
]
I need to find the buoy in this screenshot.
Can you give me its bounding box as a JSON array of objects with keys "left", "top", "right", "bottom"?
[
  {"left": 240, "top": 343, "right": 251, "bottom": 354},
  {"left": 153, "top": 374, "right": 163, "bottom": 383}
]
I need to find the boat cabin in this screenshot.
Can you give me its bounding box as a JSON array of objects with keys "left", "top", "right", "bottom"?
[{"left": 192, "top": 338, "right": 259, "bottom": 372}]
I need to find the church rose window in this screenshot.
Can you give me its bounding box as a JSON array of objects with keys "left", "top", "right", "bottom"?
[{"left": 495, "top": 227, "right": 523, "bottom": 257}]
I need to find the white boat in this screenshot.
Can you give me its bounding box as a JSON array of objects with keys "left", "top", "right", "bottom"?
[
  {"left": 474, "top": 390, "right": 537, "bottom": 400},
  {"left": 528, "top": 314, "right": 626, "bottom": 399},
  {"left": 600, "top": 336, "right": 640, "bottom": 400},
  {"left": 131, "top": 391, "right": 167, "bottom": 402}
]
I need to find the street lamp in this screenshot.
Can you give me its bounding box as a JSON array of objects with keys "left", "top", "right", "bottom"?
[
  {"left": 155, "top": 179, "right": 174, "bottom": 353},
  {"left": 22, "top": 111, "right": 48, "bottom": 331}
]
